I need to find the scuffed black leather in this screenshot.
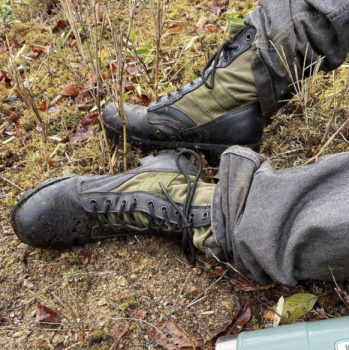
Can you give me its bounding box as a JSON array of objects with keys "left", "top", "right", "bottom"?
[
  {"left": 104, "top": 101, "right": 263, "bottom": 145},
  {"left": 11, "top": 152, "right": 210, "bottom": 249},
  {"left": 102, "top": 26, "right": 263, "bottom": 151}
]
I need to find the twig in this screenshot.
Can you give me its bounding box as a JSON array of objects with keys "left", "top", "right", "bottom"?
[
  {"left": 207, "top": 248, "right": 252, "bottom": 281},
  {"left": 186, "top": 296, "right": 207, "bottom": 309},
  {"left": 0, "top": 176, "right": 25, "bottom": 192},
  {"left": 186, "top": 272, "right": 227, "bottom": 310},
  {"left": 123, "top": 262, "right": 139, "bottom": 302},
  {"left": 330, "top": 267, "right": 349, "bottom": 309},
  {"left": 111, "top": 317, "right": 168, "bottom": 338},
  {"left": 171, "top": 272, "right": 192, "bottom": 311},
  {"left": 305, "top": 117, "right": 349, "bottom": 164}
]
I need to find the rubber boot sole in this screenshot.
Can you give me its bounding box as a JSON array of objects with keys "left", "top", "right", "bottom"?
[{"left": 105, "top": 124, "right": 260, "bottom": 166}]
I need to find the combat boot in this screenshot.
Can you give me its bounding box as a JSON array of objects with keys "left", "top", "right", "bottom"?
[
  {"left": 103, "top": 26, "right": 263, "bottom": 165},
  {"left": 11, "top": 151, "right": 215, "bottom": 265}
]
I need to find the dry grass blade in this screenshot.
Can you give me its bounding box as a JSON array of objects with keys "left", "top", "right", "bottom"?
[
  {"left": 271, "top": 42, "right": 323, "bottom": 156},
  {"left": 59, "top": 0, "right": 114, "bottom": 174},
  {"left": 106, "top": 0, "right": 137, "bottom": 171},
  {"left": 149, "top": 0, "right": 168, "bottom": 99},
  {"left": 7, "top": 42, "right": 49, "bottom": 170}
]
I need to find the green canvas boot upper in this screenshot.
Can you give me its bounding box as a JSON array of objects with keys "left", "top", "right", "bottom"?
[
  {"left": 12, "top": 151, "right": 215, "bottom": 265},
  {"left": 103, "top": 26, "right": 264, "bottom": 165}
]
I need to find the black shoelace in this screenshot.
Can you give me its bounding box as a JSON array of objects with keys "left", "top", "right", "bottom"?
[
  {"left": 90, "top": 149, "right": 203, "bottom": 266},
  {"left": 155, "top": 40, "right": 240, "bottom": 103},
  {"left": 201, "top": 40, "right": 240, "bottom": 89}
]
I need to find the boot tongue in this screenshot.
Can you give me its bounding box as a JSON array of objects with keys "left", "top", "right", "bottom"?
[{"left": 227, "top": 21, "right": 245, "bottom": 40}]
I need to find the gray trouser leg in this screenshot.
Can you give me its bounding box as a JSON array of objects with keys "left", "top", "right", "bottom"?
[
  {"left": 211, "top": 146, "right": 349, "bottom": 286},
  {"left": 245, "top": 0, "right": 349, "bottom": 119}
]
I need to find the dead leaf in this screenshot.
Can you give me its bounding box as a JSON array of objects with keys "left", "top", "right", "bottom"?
[
  {"left": 32, "top": 45, "right": 45, "bottom": 54},
  {"left": 210, "top": 303, "right": 251, "bottom": 346},
  {"left": 36, "top": 101, "right": 47, "bottom": 111},
  {"left": 79, "top": 252, "right": 92, "bottom": 265},
  {"left": 49, "top": 104, "right": 60, "bottom": 114},
  {"left": 204, "top": 24, "right": 218, "bottom": 32},
  {"left": 0, "top": 70, "right": 12, "bottom": 86},
  {"left": 154, "top": 318, "right": 199, "bottom": 350},
  {"left": 163, "top": 26, "right": 184, "bottom": 36},
  {"left": 294, "top": 104, "right": 304, "bottom": 116},
  {"left": 69, "top": 112, "right": 99, "bottom": 142},
  {"left": 53, "top": 342, "right": 65, "bottom": 350},
  {"left": 230, "top": 276, "right": 256, "bottom": 292},
  {"left": 208, "top": 0, "right": 224, "bottom": 16},
  {"left": 196, "top": 16, "right": 208, "bottom": 29},
  {"left": 95, "top": 3, "right": 102, "bottom": 22},
  {"left": 110, "top": 309, "right": 147, "bottom": 350},
  {"left": 126, "top": 65, "right": 140, "bottom": 76},
  {"left": 208, "top": 267, "right": 223, "bottom": 278},
  {"left": 2, "top": 124, "right": 17, "bottom": 136},
  {"left": 52, "top": 20, "right": 69, "bottom": 33},
  {"left": 35, "top": 302, "right": 61, "bottom": 324},
  {"left": 273, "top": 296, "right": 284, "bottom": 327},
  {"left": 58, "top": 83, "right": 80, "bottom": 97}
]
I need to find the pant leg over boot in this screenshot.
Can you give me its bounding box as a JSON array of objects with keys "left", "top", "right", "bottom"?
[
  {"left": 210, "top": 146, "right": 349, "bottom": 285},
  {"left": 246, "top": 0, "right": 349, "bottom": 119}
]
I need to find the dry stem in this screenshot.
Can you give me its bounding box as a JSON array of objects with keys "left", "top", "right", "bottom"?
[
  {"left": 60, "top": 0, "right": 114, "bottom": 174},
  {"left": 106, "top": 0, "right": 136, "bottom": 171},
  {"left": 149, "top": 0, "right": 167, "bottom": 99}
]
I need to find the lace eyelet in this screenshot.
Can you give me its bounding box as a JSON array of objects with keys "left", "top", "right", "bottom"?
[
  {"left": 167, "top": 92, "right": 173, "bottom": 99},
  {"left": 223, "top": 55, "right": 230, "bottom": 62},
  {"left": 246, "top": 33, "right": 252, "bottom": 41},
  {"left": 202, "top": 212, "right": 209, "bottom": 220},
  {"left": 189, "top": 81, "right": 195, "bottom": 87},
  {"left": 133, "top": 198, "right": 138, "bottom": 205},
  {"left": 147, "top": 200, "right": 155, "bottom": 208},
  {"left": 121, "top": 199, "right": 128, "bottom": 207},
  {"left": 90, "top": 199, "right": 97, "bottom": 207},
  {"left": 176, "top": 87, "right": 183, "bottom": 94},
  {"left": 234, "top": 44, "right": 241, "bottom": 51},
  {"left": 161, "top": 206, "right": 169, "bottom": 213},
  {"left": 106, "top": 199, "right": 112, "bottom": 206},
  {"left": 175, "top": 210, "right": 179, "bottom": 217},
  {"left": 189, "top": 213, "right": 196, "bottom": 220}
]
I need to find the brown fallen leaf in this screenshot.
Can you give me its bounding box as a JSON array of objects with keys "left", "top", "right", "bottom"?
[
  {"left": 35, "top": 302, "right": 61, "bottom": 324},
  {"left": 204, "top": 24, "right": 218, "bottom": 32},
  {"left": 208, "top": 266, "right": 223, "bottom": 278},
  {"left": 37, "top": 101, "right": 47, "bottom": 111},
  {"left": 59, "top": 83, "right": 80, "bottom": 97},
  {"left": 2, "top": 123, "right": 17, "bottom": 136},
  {"left": 0, "top": 70, "right": 12, "bottom": 86},
  {"left": 196, "top": 16, "right": 208, "bottom": 30},
  {"left": 154, "top": 318, "right": 199, "bottom": 350},
  {"left": 229, "top": 276, "right": 256, "bottom": 292},
  {"left": 69, "top": 112, "right": 99, "bottom": 143},
  {"left": 52, "top": 20, "right": 70, "bottom": 33},
  {"left": 51, "top": 83, "right": 81, "bottom": 106},
  {"left": 110, "top": 309, "right": 147, "bottom": 350},
  {"left": 210, "top": 303, "right": 251, "bottom": 346},
  {"left": 79, "top": 251, "right": 92, "bottom": 265},
  {"left": 53, "top": 342, "right": 65, "bottom": 350},
  {"left": 208, "top": 0, "right": 224, "bottom": 16}
]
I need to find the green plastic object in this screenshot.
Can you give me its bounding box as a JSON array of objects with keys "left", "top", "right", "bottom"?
[{"left": 215, "top": 317, "right": 349, "bottom": 350}]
